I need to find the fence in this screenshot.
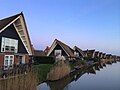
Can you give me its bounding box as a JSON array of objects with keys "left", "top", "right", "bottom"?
[{"left": 0, "top": 63, "right": 32, "bottom": 79}]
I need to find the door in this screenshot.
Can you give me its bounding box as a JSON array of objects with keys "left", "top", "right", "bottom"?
[
  {"left": 4, "top": 55, "right": 14, "bottom": 70},
  {"left": 18, "top": 55, "right": 25, "bottom": 64}
]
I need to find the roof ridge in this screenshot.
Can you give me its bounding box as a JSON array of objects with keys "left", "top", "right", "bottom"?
[
  {"left": 0, "top": 12, "right": 22, "bottom": 30},
  {"left": 56, "top": 39, "right": 73, "bottom": 50},
  {"left": 0, "top": 12, "right": 22, "bottom": 21}
]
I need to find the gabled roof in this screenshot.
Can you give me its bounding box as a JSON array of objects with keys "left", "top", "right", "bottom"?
[
  {"left": 106, "top": 54, "right": 112, "bottom": 58},
  {"left": 88, "top": 49, "right": 95, "bottom": 53},
  {"left": 85, "top": 49, "right": 95, "bottom": 58},
  {"left": 34, "top": 50, "right": 46, "bottom": 56},
  {"left": 95, "top": 51, "right": 99, "bottom": 54},
  {"left": 94, "top": 51, "right": 99, "bottom": 57},
  {"left": 0, "top": 13, "right": 21, "bottom": 31},
  {"left": 99, "top": 52, "right": 103, "bottom": 57},
  {"left": 47, "top": 39, "right": 75, "bottom": 57},
  {"left": 0, "top": 12, "right": 34, "bottom": 55},
  {"left": 74, "top": 46, "right": 85, "bottom": 57}
]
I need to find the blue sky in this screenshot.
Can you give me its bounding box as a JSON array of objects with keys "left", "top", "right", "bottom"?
[{"left": 0, "top": 0, "right": 120, "bottom": 55}]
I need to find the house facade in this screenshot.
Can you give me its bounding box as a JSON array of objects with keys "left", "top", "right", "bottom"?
[
  {"left": 106, "top": 54, "right": 112, "bottom": 59},
  {"left": 94, "top": 51, "right": 99, "bottom": 58},
  {"left": 47, "top": 39, "right": 75, "bottom": 60},
  {"left": 86, "top": 49, "right": 95, "bottom": 59},
  {"left": 102, "top": 53, "right": 106, "bottom": 59},
  {"left": 0, "top": 12, "right": 33, "bottom": 70},
  {"left": 99, "top": 52, "right": 103, "bottom": 59},
  {"left": 73, "top": 46, "right": 85, "bottom": 58}
]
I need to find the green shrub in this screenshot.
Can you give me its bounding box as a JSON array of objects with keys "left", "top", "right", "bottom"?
[{"left": 34, "top": 56, "right": 55, "bottom": 64}]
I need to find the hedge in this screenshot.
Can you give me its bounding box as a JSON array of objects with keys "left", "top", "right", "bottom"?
[{"left": 34, "top": 56, "right": 55, "bottom": 64}]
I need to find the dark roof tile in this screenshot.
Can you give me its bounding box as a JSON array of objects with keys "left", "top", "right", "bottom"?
[{"left": 0, "top": 13, "right": 22, "bottom": 30}]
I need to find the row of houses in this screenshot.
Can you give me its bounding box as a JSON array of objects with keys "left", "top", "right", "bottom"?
[
  {"left": 0, "top": 12, "right": 120, "bottom": 70},
  {"left": 44, "top": 39, "right": 120, "bottom": 61}
]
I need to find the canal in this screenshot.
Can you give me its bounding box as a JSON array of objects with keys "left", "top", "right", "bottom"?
[{"left": 37, "top": 62, "right": 120, "bottom": 90}]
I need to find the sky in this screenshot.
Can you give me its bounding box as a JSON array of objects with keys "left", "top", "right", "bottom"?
[{"left": 0, "top": 0, "right": 120, "bottom": 55}]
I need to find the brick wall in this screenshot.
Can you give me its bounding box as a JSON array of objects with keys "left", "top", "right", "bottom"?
[{"left": 0, "top": 54, "right": 4, "bottom": 68}]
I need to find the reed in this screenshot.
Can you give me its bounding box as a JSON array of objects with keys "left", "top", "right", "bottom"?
[
  {"left": 0, "top": 71, "right": 37, "bottom": 90},
  {"left": 47, "top": 61, "right": 70, "bottom": 81}
]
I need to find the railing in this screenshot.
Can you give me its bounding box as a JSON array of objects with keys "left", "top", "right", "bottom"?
[{"left": 0, "top": 63, "right": 32, "bottom": 79}]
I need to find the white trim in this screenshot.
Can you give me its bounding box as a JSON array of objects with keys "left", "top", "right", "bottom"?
[
  {"left": 0, "top": 16, "right": 21, "bottom": 33},
  {"left": 13, "top": 23, "right": 30, "bottom": 54},
  {"left": 4, "top": 55, "right": 14, "bottom": 70},
  {"left": 1, "top": 37, "right": 18, "bottom": 53},
  {"left": 0, "top": 14, "right": 32, "bottom": 55},
  {"left": 47, "top": 40, "right": 57, "bottom": 56},
  {"left": 19, "top": 16, "right": 32, "bottom": 55},
  {"left": 47, "top": 40, "right": 70, "bottom": 56}
]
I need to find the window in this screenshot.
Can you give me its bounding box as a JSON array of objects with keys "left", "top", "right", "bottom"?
[
  {"left": 10, "top": 56, "right": 14, "bottom": 65},
  {"left": 54, "top": 50, "right": 62, "bottom": 56},
  {"left": 10, "top": 46, "right": 15, "bottom": 51},
  {"left": 5, "top": 46, "right": 10, "bottom": 51},
  {"left": 74, "top": 52, "right": 79, "bottom": 57},
  {"left": 19, "top": 56, "right": 25, "bottom": 64},
  {"left": 4, "top": 55, "right": 14, "bottom": 70},
  {"left": 5, "top": 56, "right": 9, "bottom": 66},
  {"left": 1, "top": 37, "right": 18, "bottom": 53}
]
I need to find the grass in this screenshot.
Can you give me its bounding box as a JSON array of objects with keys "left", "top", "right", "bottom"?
[{"left": 32, "top": 64, "right": 53, "bottom": 83}]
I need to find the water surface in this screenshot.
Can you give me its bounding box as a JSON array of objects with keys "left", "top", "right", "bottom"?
[{"left": 37, "top": 62, "right": 120, "bottom": 90}]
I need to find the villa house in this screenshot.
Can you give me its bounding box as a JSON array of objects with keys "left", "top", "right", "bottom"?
[
  {"left": 112, "top": 55, "right": 117, "bottom": 61},
  {"left": 116, "top": 56, "right": 120, "bottom": 61},
  {"left": 102, "top": 53, "right": 106, "bottom": 59},
  {"left": 86, "top": 49, "right": 95, "bottom": 59},
  {"left": 99, "top": 52, "right": 103, "bottom": 59},
  {"left": 73, "top": 46, "right": 85, "bottom": 59},
  {"left": 94, "top": 51, "right": 99, "bottom": 58},
  {"left": 0, "top": 12, "right": 33, "bottom": 70},
  {"left": 106, "top": 54, "right": 112, "bottom": 59},
  {"left": 47, "top": 39, "right": 75, "bottom": 60}
]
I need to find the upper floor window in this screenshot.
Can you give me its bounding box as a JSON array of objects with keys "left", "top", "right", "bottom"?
[
  {"left": 74, "top": 52, "right": 79, "bottom": 57},
  {"left": 54, "top": 50, "right": 62, "bottom": 56},
  {"left": 1, "top": 37, "right": 18, "bottom": 53}
]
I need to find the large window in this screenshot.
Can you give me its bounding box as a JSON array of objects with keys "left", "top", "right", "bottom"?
[
  {"left": 54, "top": 50, "right": 62, "bottom": 56},
  {"left": 1, "top": 37, "right": 18, "bottom": 53},
  {"left": 4, "top": 55, "right": 14, "bottom": 70}
]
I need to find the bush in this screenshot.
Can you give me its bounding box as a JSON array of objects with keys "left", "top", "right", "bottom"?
[{"left": 34, "top": 56, "right": 55, "bottom": 64}]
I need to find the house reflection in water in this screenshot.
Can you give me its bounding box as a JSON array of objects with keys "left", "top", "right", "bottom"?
[{"left": 39, "top": 64, "right": 98, "bottom": 90}]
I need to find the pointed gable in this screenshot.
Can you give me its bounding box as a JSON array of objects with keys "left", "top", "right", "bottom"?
[
  {"left": 95, "top": 51, "right": 99, "bottom": 58},
  {"left": 74, "top": 46, "right": 85, "bottom": 57},
  {"left": 87, "top": 49, "right": 95, "bottom": 58},
  {"left": 0, "top": 24, "right": 28, "bottom": 53},
  {"left": 0, "top": 12, "right": 33, "bottom": 55},
  {"left": 47, "top": 39, "right": 74, "bottom": 57}
]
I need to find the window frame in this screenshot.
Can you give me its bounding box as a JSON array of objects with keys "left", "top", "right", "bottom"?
[
  {"left": 1, "top": 37, "right": 18, "bottom": 53},
  {"left": 54, "top": 50, "right": 62, "bottom": 56}
]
